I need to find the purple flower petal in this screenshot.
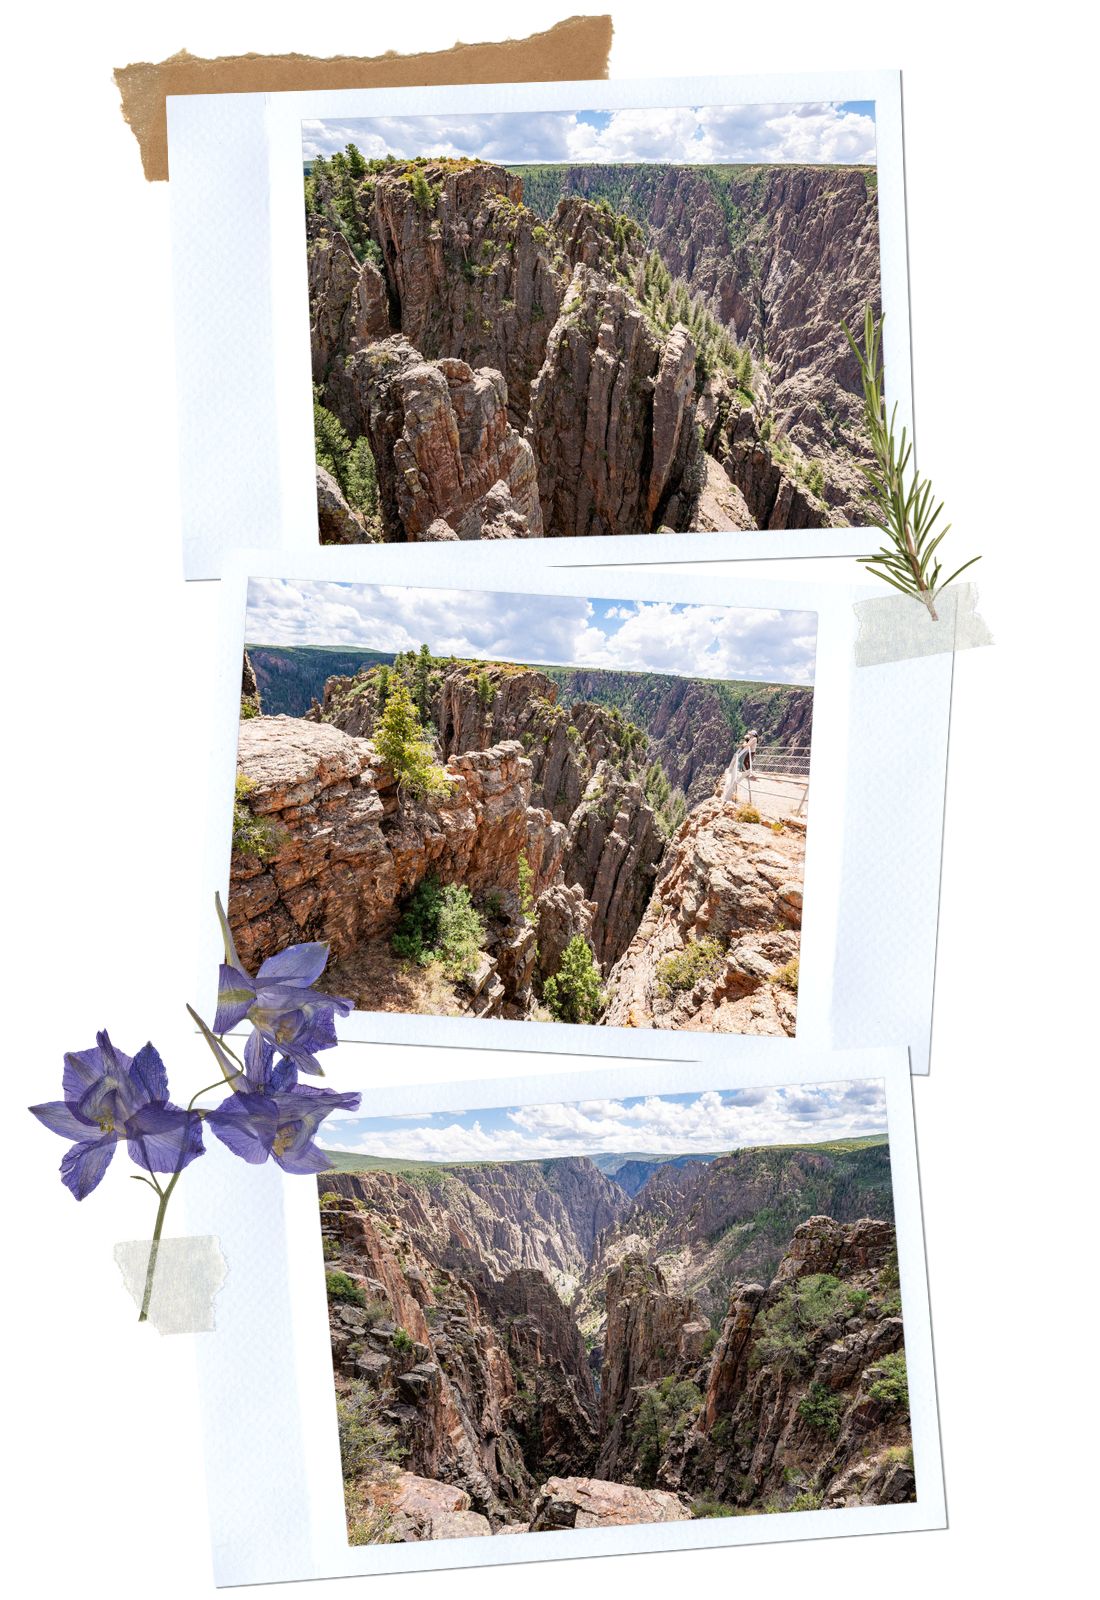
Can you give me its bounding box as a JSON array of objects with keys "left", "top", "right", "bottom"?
[
  {"left": 128, "top": 1042, "right": 169, "bottom": 1105},
  {"left": 60, "top": 1135, "right": 117, "bottom": 1199},
  {"left": 125, "top": 1104, "right": 205, "bottom": 1174},
  {"left": 29, "top": 1100, "right": 99, "bottom": 1140},
  {"left": 273, "top": 1136, "right": 333, "bottom": 1176},
  {"left": 256, "top": 942, "right": 330, "bottom": 988},
  {"left": 269, "top": 1057, "right": 298, "bottom": 1093},
  {"left": 63, "top": 1037, "right": 131, "bottom": 1104},
  {"left": 207, "top": 1092, "right": 279, "bottom": 1164},
  {"left": 214, "top": 964, "right": 256, "bottom": 1033},
  {"left": 244, "top": 1028, "right": 276, "bottom": 1091}
]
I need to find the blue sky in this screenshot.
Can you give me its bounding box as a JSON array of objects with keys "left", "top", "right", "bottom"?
[
  {"left": 301, "top": 101, "right": 877, "bottom": 166},
  {"left": 319, "top": 1081, "right": 888, "bottom": 1161},
  {"left": 245, "top": 579, "right": 817, "bottom": 686}
]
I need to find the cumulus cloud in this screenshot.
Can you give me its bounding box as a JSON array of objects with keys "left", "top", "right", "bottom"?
[
  {"left": 321, "top": 1081, "right": 887, "bottom": 1161},
  {"left": 302, "top": 102, "right": 876, "bottom": 167},
  {"left": 244, "top": 580, "right": 817, "bottom": 687}
]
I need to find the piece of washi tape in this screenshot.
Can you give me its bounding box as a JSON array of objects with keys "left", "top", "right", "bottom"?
[
  {"left": 853, "top": 582, "right": 992, "bottom": 666},
  {"left": 114, "top": 1236, "right": 228, "bottom": 1334}
]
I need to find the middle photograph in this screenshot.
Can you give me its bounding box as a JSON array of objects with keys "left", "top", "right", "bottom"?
[{"left": 232, "top": 577, "right": 815, "bottom": 1044}]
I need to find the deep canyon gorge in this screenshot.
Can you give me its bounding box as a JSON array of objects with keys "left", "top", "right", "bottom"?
[{"left": 319, "top": 1137, "right": 914, "bottom": 1542}]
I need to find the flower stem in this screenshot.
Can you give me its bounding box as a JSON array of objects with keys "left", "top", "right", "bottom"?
[{"left": 138, "top": 1166, "right": 183, "bottom": 1323}]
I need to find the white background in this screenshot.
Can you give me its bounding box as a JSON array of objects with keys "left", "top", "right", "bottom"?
[{"left": 0, "top": 4, "right": 1093, "bottom": 1598}]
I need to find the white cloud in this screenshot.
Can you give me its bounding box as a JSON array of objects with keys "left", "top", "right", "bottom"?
[
  {"left": 302, "top": 103, "right": 876, "bottom": 167},
  {"left": 244, "top": 580, "right": 817, "bottom": 687},
  {"left": 321, "top": 1082, "right": 887, "bottom": 1162}
]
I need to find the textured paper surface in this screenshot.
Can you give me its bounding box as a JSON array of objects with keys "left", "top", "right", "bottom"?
[
  {"left": 115, "top": 15, "right": 612, "bottom": 180},
  {"left": 854, "top": 582, "right": 992, "bottom": 665}
]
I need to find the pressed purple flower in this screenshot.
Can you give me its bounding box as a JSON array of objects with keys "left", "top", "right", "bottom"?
[
  {"left": 214, "top": 895, "right": 351, "bottom": 1076},
  {"left": 29, "top": 1031, "right": 204, "bottom": 1200},
  {"left": 208, "top": 1081, "right": 360, "bottom": 1174}
]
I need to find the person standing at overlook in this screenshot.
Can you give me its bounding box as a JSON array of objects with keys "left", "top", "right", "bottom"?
[{"left": 719, "top": 729, "right": 758, "bottom": 804}]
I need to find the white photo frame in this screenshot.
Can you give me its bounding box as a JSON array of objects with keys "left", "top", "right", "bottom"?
[
  {"left": 184, "top": 1044, "right": 944, "bottom": 1584},
  {"left": 168, "top": 71, "right": 910, "bottom": 579},
  {"left": 206, "top": 548, "right": 950, "bottom": 1074}
]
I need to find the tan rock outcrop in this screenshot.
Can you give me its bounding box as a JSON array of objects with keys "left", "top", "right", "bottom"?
[
  {"left": 529, "top": 1477, "right": 691, "bottom": 1530},
  {"left": 228, "top": 718, "right": 544, "bottom": 972},
  {"left": 602, "top": 798, "right": 804, "bottom": 1033}
]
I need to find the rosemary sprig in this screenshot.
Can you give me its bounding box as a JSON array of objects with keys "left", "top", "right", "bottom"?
[{"left": 844, "top": 305, "right": 979, "bottom": 621}]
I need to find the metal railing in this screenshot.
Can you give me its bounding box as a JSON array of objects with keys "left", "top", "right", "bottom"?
[{"left": 752, "top": 743, "right": 812, "bottom": 777}]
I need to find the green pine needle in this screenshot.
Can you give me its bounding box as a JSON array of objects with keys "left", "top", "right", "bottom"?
[{"left": 843, "top": 306, "right": 979, "bottom": 622}]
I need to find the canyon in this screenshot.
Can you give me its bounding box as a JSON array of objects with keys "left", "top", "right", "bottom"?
[
  {"left": 306, "top": 155, "right": 879, "bottom": 541},
  {"left": 229, "top": 650, "right": 810, "bottom": 1035},
  {"left": 320, "top": 1137, "right": 912, "bottom": 1544}
]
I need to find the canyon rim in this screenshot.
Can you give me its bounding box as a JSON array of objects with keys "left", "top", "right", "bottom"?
[
  {"left": 316, "top": 1081, "right": 915, "bottom": 1544},
  {"left": 230, "top": 580, "right": 815, "bottom": 1036},
  {"left": 303, "top": 100, "right": 881, "bottom": 544}
]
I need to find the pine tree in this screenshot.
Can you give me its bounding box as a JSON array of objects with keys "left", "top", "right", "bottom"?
[
  {"left": 414, "top": 643, "right": 433, "bottom": 722},
  {"left": 374, "top": 677, "right": 446, "bottom": 798},
  {"left": 543, "top": 936, "right": 603, "bottom": 1024},
  {"left": 375, "top": 665, "right": 390, "bottom": 713}
]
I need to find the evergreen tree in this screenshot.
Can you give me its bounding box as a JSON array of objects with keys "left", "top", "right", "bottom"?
[
  {"left": 543, "top": 936, "right": 603, "bottom": 1024},
  {"left": 345, "top": 142, "right": 367, "bottom": 178},
  {"left": 414, "top": 643, "right": 433, "bottom": 722},
  {"left": 375, "top": 665, "right": 390, "bottom": 713},
  {"left": 374, "top": 677, "right": 447, "bottom": 798}
]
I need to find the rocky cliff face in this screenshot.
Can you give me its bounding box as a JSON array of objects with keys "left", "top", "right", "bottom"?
[
  {"left": 228, "top": 718, "right": 556, "bottom": 979},
  {"left": 603, "top": 799, "right": 805, "bottom": 1034},
  {"left": 544, "top": 667, "right": 813, "bottom": 808},
  {"left": 584, "top": 1140, "right": 895, "bottom": 1328},
  {"left": 516, "top": 162, "right": 881, "bottom": 523},
  {"left": 676, "top": 1217, "right": 912, "bottom": 1510},
  {"left": 322, "top": 1155, "right": 911, "bottom": 1545},
  {"left": 525, "top": 265, "right": 701, "bottom": 536},
  {"left": 308, "top": 156, "right": 869, "bottom": 538}
]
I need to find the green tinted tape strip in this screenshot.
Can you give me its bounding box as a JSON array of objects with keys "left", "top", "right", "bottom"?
[{"left": 854, "top": 583, "right": 993, "bottom": 666}]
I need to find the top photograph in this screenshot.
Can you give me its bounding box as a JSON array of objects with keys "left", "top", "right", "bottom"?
[{"left": 304, "top": 101, "right": 883, "bottom": 545}]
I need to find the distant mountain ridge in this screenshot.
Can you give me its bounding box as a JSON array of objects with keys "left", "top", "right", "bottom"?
[{"left": 248, "top": 644, "right": 394, "bottom": 716}]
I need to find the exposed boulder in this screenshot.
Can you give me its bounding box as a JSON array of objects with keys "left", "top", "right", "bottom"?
[
  {"left": 529, "top": 1477, "right": 691, "bottom": 1530},
  {"left": 533, "top": 883, "right": 597, "bottom": 983},
  {"left": 315, "top": 465, "right": 369, "bottom": 544},
  {"left": 241, "top": 651, "right": 261, "bottom": 715}
]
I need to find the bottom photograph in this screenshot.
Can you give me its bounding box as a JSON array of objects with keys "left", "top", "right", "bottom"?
[{"left": 317, "top": 1081, "right": 916, "bottom": 1545}]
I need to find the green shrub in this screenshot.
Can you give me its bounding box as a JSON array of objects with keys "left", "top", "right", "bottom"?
[
  {"left": 804, "top": 460, "right": 826, "bottom": 498},
  {"left": 337, "top": 1380, "right": 406, "bottom": 1483},
  {"left": 391, "top": 877, "right": 484, "bottom": 978},
  {"left": 847, "top": 1288, "right": 870, "bottom": 1313},
  {"left": 543, "top": 935, "right": 603, "bottom": 1024},
  {"left": 326, "top": 1270, "right": 366, "bottom": 1306},
  {"left": 752, "top": 1274, "right": 851, "bottom": 1372},
  {"left": 657, "top": 937, "right": 724, "bottom": 994},
  {"left": 392, "top": 875, "right": 445, "bottom": 964},
  {"left": 407, "top": 168, "right": 438, "bottom": 212},
  {"left": 789, "top": 1490, "right": 824, "bottom": 1512},
  {"left": 435, "top": 884, "right": 485, "bottom": 980},
  {"left": 702, "top": 1327, "right": 719, "bottom": 1356},
  {"left": 232, "top": 774, "right": 284, "bottom": 861},
  {"left": 475, "top": 671, "right": 495, "bottom": 710},
  {"left": 691, "top": 1498, "right": 737, "bottom": 1519},
  {"left": 877, "top": 1250, "right": 902, "bottom": 1316},
  {"left": 517, "top": 851, "right": 536, "bottom": 921},
  {"left": 391, "top": 1327, "right": 414, "bottom": 1353},
  {"left": 374, "top": 677, "right": 449, "bottom": 798},
  {"left": 770, "top": 958, "right": 800, "bottom": 992},
  {"left": 240, "top": 697, "right": 260, "bottom": 720},
  {"left": 797, "top": 1381, "right": 845, "bottom": 1438},
  {"left": 868, "top": 1351, "right": 909, "bottom": 1414},
  {"left": 631, "top": 1377, "right": 702, "bottom": 1484},
  {"left": 735, "top": 805, "right": 762, "bottom": 824}
]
